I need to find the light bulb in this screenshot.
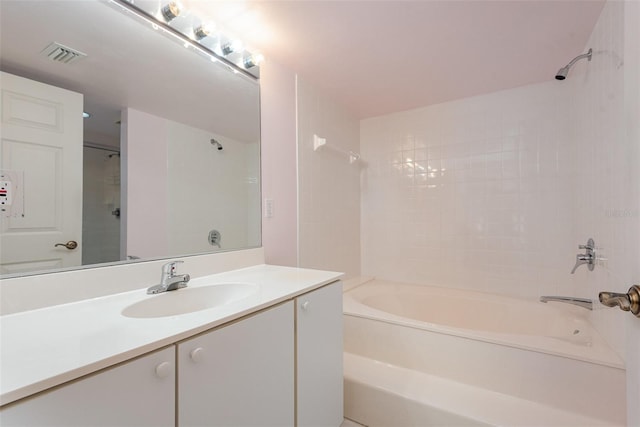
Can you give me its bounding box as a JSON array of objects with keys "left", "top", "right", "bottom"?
[
  {"left": 194, "top": 22, "right": 215, "bottom": 40},
  {"left": 243, "top": 53, "right": 264, "bottom": 69},
  {"left": 161, "top": 1, "right": 183, "bottom": 22},
  {"left": 221, "top": 40, "right": 243, "bottom": 56}
]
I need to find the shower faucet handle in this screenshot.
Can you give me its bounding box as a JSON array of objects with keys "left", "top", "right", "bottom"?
[{"left": 571, "top": 238, "right": 596, "bottom": 274}]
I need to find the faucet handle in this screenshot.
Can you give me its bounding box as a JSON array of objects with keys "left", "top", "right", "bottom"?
[
  {"left": 578, "top": 238, "right": 595, "bottom": 251},
  {"left": 571, "top": 238, "right": 596, "bottom": 274},
  {"left": 162, "top": 260, "right": 184, "bottom": 276}
]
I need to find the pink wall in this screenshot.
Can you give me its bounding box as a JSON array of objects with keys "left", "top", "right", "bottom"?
[
  {"left": 260, "top": 64, "right": 361, "bottom": 277},
  {"left": 260, "top": 60, "right": 298, "bottom": 267}
]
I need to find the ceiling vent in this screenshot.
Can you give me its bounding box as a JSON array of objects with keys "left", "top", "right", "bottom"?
[{"left": 41, "top": 42, "right": 87, "bottom": 64}]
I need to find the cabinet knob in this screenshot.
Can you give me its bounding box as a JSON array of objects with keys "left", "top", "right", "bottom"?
[
  {"left": 301, "top": 301, "right": 310, "bottom": 311},
  {"left": 155, "top": 361, "right": 172, "bottom": 379},
  {"left": 190, "top": 347, "right": 204, "bottom": 363}
]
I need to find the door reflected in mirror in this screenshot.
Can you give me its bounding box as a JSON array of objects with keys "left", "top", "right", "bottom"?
[{"left": 0, "top": 0, "right": 261, "bottom": 278}]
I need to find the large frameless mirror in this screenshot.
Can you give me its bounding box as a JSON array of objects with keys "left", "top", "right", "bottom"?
[{"left": 0, "top": 0, "right": 261, "bottom": 278}]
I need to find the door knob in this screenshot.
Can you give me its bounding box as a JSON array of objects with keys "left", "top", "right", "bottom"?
[
  {"left": 54, "top": 240, "right": 78, "bottom": 250},
  {"left": 599, "top": 285, "right": 640, "bottom": 318}
]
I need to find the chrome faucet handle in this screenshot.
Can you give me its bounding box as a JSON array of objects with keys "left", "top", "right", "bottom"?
[
  {"left": 578, "top": 238, "right": 596, "bottom": 252},
  {"left": 162, "top": 260, "right": 184, "bottom": 277},
  {"left": 571, "top": 238, "right": 595, "bottom": 274}
]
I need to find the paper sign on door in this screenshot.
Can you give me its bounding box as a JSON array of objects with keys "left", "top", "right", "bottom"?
[{"left": 0, "top": 170, "right": 24, "bottom": 218}]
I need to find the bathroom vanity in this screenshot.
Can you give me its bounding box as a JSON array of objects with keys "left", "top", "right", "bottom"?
[{"left": 0, "top": 263, "right": 343, "bottom": 426}]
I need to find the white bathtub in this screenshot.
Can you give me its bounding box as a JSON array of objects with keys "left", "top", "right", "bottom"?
[{"left": 343, "top": 279, "right": 626, "bottom": 426}]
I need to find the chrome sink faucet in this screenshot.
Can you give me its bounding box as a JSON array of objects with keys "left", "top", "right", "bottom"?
[{"left": 147, "top": 261, "right": 191, "bottom": 294}]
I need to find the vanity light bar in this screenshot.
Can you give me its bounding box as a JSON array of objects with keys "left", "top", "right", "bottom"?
[{"left": 107, "top": 0, "right": 261, "bottom": 80}]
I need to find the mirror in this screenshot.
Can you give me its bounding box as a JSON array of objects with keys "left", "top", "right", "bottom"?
[{"left": 0, "top": 0, "right": 261, "bottom": 277}]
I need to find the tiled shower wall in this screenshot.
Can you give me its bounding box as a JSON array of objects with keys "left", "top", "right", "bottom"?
[
  {"left": 361, "top": 82, "right": 575, "bottom": 299},
  {"left": 568, "top": 0, "right": 634, "bottom": 360},
  {"left": 167, "top": 120, "right": 260, "bottom": 255},
  {"left": 360, "top": 0, "right": 635, "bottom": 358}
]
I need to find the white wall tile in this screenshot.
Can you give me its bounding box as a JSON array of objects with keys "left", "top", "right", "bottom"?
[
  {"left": 166, "top": 121, "right": 258, "bottom": 255},
  {"left": 362, "top": 80, "right": 572, "bottom": 297},
  {"left": 568, "top": 0, "right": 632, "bottom": 359},
  {"left": 360, "top": 0, "right": 636, "bottom": 363},
  {"left": 297, "top": 77, "right": 361, "bottom": 279}
]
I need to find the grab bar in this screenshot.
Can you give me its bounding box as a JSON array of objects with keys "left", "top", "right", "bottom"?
[
  {"left": 539, "top": 296, "right": 593, "bottom": 310},
  {"left": 313, "top": 134, "right": 361, "bottom": 164}
]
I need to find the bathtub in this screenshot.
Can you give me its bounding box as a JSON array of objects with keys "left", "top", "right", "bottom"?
[{"left": 343, "top": 279, "right": 626, "bottom": 426}]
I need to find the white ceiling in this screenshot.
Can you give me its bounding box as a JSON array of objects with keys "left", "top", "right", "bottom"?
[
  {"left": 196, "top": 0, "right": 606, "bottom": 119},
  {"left": 0, "top": 0, "right": 606, "bottom": 133},
  {"left": 0, "top": 1, "right": 260, "bottom": 143}
]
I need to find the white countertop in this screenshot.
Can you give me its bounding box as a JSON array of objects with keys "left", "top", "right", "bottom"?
[{"left": 0, "top": 264, "right": 342, "bottom": 406}]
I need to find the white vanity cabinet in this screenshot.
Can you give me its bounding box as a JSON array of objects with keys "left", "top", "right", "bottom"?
[
  {"left": 296, "top": 280, "right": 344, "bottom": 427},
  {"left": 0, "top": 347, "right": 175, "bottom": 427},
  {"left": 0, "top": 278, "right": 344, "bottom": 427},
  {"left": 177, "top": 301, "right": 295, "bottom": 426}
]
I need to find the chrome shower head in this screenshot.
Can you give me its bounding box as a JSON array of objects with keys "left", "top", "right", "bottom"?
[
  {"left": 555, "top": 48, "right": 592, "bottom": 80},
  {"left": 210, "top": 138, "right": 223, "bottom": 151},
  {"left": 555, "top": 66, "right": 569, "bottom": 80}
]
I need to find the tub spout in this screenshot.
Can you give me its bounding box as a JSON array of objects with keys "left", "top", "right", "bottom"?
[{"left": 539, "top": 296, "right": 593, "bottom": 310}]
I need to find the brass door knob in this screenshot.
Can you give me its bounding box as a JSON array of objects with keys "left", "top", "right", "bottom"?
[{"left": 54, "top": 240, "right": 78, "bottom": 250}]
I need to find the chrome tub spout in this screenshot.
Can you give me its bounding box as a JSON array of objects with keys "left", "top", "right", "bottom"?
[{"left": 539, "top": 296, "right": 593, "bottom": 310}]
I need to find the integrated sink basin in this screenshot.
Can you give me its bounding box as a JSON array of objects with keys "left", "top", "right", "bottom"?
[{"left": 122, "top": 283, "right": 258, "bottom": 318}]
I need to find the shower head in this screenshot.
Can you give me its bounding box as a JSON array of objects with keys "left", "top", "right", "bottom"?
[
  {"left": 210, "top": 138, "right": 223, "bottom": 151},
  {"left": 555, "top": 66, "right": 569, "bottom": 80},
  {"left": 555, "top": 48, "right": 592, "bottom": 80}
]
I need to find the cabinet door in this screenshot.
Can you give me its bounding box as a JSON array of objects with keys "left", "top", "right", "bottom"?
[
  {"left": 0, "top": 347, "right": 175, "bottom": 427},
  {"left": 178, "top": 301, "right": 294, "bottom": 427},
  {"left": 297, "top": 281, "right": 343, "bottom": 427}
]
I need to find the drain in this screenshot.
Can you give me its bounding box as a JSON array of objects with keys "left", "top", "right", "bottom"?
[{"left": 573, "top": 329, "right": 580, "bottom": 335}]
